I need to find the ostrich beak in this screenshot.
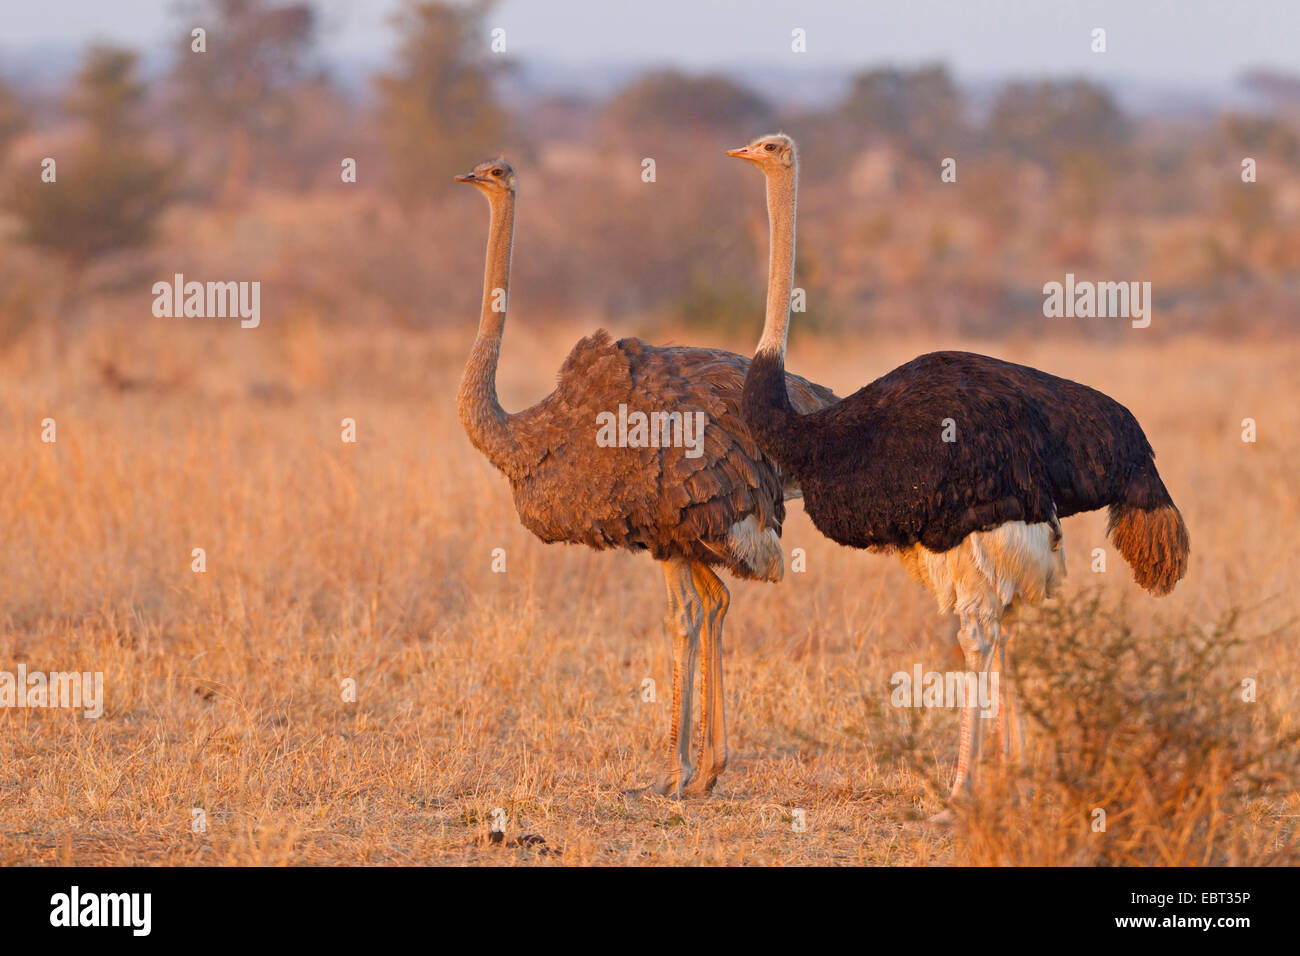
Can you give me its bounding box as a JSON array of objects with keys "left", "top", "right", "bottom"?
[
  {"left": 724, "top": 146, "right": 751, "bottom": 159},
  {"left": 454, "top": 173, "right": 478, "bottom": 183}
]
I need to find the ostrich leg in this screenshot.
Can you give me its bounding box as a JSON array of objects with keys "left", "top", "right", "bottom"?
[
  {"left": 683, "top": 562, "right": 730, "bottom": 796},
  {"left": 995, "top": 623, "right": 1025, "bottom": 763},
  {"left": 950, "top": 614, "right": 995, "bottom": 799},
  {"left": 647, "top": 557, "right": 703, "bottom": 797}
]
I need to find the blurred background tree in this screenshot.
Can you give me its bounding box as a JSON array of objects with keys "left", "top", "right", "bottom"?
[
  {"left": 0, "top": 72, "right": 30, "bottom": 348},
  {"left": 989, "top": 79, "right": 1131, "bottom": 225},
  {"left": 587, "top": 70, "right": 776, "bottom": 332},
  {"left": 375, "top": 0, "right": 508, "bottom": 202},
  {"left": 169, "top": 0, "right": 321, "bottom": 202},
  {"left": 1241, "top": 68, "right": 1300, "bottom": 118},
  {"left": 602, "top": 70, "right": 774, "bottom": 143},
  {"left": 1219, "top": 112, "right": 1300, "bottom": 158},
  {"left": 839, "top": 65, "right": 964, "bottom": 160},
  {"left": 988, "top": 79, "right": 1130, "bottom": 168},
  {"left": 6, "top": 45, "right": 175, "bottom": 326},
  {"left": 0, "top": 75, "right": 27, "bottom": 159}
]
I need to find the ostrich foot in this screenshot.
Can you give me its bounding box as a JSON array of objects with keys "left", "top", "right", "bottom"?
[
  {"left": 624, "top": 769, "right": 692, "bottom": 801},
  {"left": 680, "top": 772, "right": 720, "bottom": 798},
  {"left": 622, "top": 784, "right": 682, "bottom": 801}
]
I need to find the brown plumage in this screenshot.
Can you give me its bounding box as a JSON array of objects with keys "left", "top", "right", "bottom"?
[
  {"left": 506, "top": 331, "right": 833, "bottom": 579},
  {"left": 454, "top": 158, "right": 837, "bottom": 798}
]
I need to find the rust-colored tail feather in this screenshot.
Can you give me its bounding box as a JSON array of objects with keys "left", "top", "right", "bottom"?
[{"left": 1107, "top": 503, "right": 1190, "bottom": 595}]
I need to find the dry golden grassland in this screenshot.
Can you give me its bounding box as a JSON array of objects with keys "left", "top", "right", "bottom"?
[{"left": 0, "top": 318, "right": 1296, "bottom": 865}]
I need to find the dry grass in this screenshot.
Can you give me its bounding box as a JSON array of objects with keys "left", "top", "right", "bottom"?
[
  {"left": 956, "top": 597, "right": 1299, "bottom": 864},
  {"left": 0, "top": 317, "right": 1297, "bottom": 865}
]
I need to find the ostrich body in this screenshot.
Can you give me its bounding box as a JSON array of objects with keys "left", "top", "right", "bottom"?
[
  {"left": 454, "top": 159, "right": 837, "bottom": 797},
  {"left": 727, "top": 134, "right": 1190, "bottom": 799}
]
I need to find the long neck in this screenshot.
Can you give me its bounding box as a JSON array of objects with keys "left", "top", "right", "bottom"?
[
  {"left": 757, "top": 166, "right": 797, "bottom": 361},
  {"left": 458, "top": 191, "right": 522, "bottom": 475},
  {"left": 742, "top": 163, "right": 803, "bottom": 458}
]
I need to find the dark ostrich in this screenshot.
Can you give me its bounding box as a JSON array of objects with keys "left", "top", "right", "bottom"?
[{"left": 727, "top": 133, "right": 1189, "bottom": 803}]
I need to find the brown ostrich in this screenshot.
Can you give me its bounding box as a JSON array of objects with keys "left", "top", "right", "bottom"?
[
  {"left": 454, "top": 158, "right": 837, "bottom": 797},
  {"left": 727, "top": 133, "right": 1190, "bottom": 806}
]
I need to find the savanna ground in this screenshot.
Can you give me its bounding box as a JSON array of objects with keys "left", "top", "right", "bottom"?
[{"left": 0, "top": 316, "right": 1297, "bottom": 866}]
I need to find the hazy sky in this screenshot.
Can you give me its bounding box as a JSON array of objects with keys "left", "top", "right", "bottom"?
[{"left": 0, "top": 0, "right": 1294, "bottom": 85}]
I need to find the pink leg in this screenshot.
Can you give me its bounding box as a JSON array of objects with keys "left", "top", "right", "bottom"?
[
  {"left": 996, "top": 623, "right": 1024, "bottom": 764},
  {"left": 950, "top": 615, "right": 991, "bottom": 800},
  {"left": 953, "top": 697, "right": 976, "bottom": 796},
  {"left": 995, "top": 681, "right": 1005, "bottom": 762}
]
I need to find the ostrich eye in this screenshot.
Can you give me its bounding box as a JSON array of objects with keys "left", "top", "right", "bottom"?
[
  {"left": 491, "top": 168, "right": 503, "bottom": 177},
  {"left": 764, "top": 143, "right": 777, "bottom": 152}
]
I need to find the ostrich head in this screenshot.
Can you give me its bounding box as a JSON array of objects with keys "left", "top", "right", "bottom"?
[
  {"left": 725, "top": 133, "right": 796, "bottom": 171},
  {"left": 454, "top": 158, "right": 516, "bottom": 195}
]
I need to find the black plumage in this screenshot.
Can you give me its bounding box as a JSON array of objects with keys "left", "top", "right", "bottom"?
[{"left": 743, "top": 348, "right": 1189, "bottom": 593}]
